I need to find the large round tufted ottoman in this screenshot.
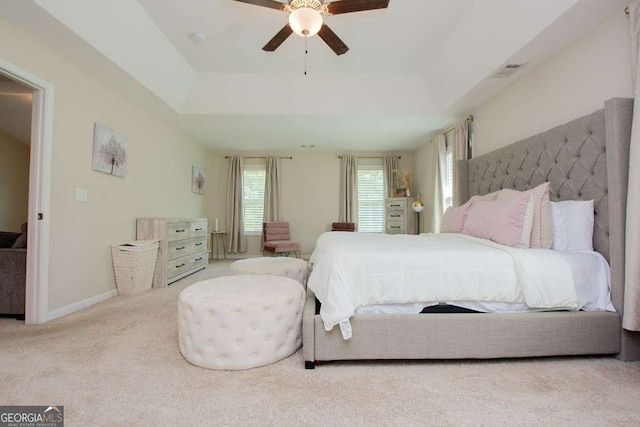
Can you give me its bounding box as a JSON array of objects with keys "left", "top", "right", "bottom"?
[
  {"left": 178, "top": 275, "right": 305, "bottom": 370},
  {"left": 230, "top": 257, "right": 309, "bottom": 286}
]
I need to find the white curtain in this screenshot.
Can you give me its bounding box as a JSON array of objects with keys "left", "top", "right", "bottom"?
[
  {"left": 624, "top": 0, "right": 640, "bottom": 331},
  {"left": 451, "top": 119, "right": 469, "bottom": 207},
  {"left": 432, "top": 134, "right": 447, "bottom": 233},
  {"left": 264, "top": 156, "right": 282, "bottom": 222},
  {"left": 383, "top": 156, "right": 398, "bottom": 198},
  {"left": 339, "top": 155, "right": 358, "bottom": 222},
  {"left": 226, "top": 157, "right": 247, "bottom": 253}
]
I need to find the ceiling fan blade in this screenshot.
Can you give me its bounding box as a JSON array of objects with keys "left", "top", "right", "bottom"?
[
  {"left": 318, "top": 24, "right": 349, "bottom": 55},
  {"left": 326, "top": 0, "right": 390, "bottom": 15},
  {"left": 263, "top": 25, "right": 294, "bottom": 51},
  {"left": 232, "top": 0, "right": 287, "bottom": 12}
]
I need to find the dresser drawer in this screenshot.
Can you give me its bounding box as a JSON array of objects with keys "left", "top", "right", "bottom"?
[
  {"left": 167, "top": 239, "right": 190, "bottom": 260},
  {"left": 190, "top": 251, "right": 207, "bottom": 269},
  {"left": 167, "top": 254, "right": 191, "bottom": 279},
  {"left": 190, "top": 221, "right": 207, "bottom": 238},
  {"left": 167, "top": 222, "right": 190, "bottom": 241},
  {"left": 385, "top": 199, "right": 406, "bottom": 212},
  {"left": 387, "top": 211, "right": 405, "bottom": 222},
  {"left": 386, "top": 222, "right": 406, "bottom": 234},
  {"left": 189, "top": 236, "right": 206, "bottom": 253}
]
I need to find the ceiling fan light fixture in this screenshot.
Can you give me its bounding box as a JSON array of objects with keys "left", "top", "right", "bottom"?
[{"left": 289, "top": 7, "right": 323, "bottom": 37}]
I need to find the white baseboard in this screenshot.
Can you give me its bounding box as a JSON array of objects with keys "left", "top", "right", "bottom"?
[{"left": 47, "top": 289, "right": 118, "bottom": 321}]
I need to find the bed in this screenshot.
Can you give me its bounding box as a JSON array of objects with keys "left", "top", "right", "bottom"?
[{"left": 302, "top": 97, "right": 640, "bottom": 368}]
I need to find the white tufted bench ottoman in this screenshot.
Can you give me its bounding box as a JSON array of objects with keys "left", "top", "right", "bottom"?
[
  {"left": 178, "top": 275, "right": 305, "bottom": 370},
  {"left": 230, "top": 257, "right": 309, "bottom": 286}
]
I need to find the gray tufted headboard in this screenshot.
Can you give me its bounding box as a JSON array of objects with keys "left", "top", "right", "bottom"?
[{"left": 456, "top": 98, "right": 633, "bottom": 312}]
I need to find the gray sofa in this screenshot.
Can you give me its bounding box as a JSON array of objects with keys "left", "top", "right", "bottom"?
[{"left": 0, "top": 223, "right": 27, "bottom": 320}]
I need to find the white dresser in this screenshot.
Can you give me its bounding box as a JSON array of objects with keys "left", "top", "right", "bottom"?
[
  {"left": 385, "top": 197, "right": 417, "bottom": 235},
  {"left": 136, "top": 218, "right": 208, "bottom": 288}
]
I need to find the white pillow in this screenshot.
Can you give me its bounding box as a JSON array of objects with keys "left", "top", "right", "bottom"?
[{"left": 550, "top": 200, "right": 594, "bottom": 251}]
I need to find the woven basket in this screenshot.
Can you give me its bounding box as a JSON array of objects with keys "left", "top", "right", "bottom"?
[{"left": 111, "top": 242, "right": 159, "bottom": 295}]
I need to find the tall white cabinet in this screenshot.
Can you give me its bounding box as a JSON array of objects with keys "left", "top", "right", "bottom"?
[
  {"left": 136, "top": 218, "right": 208, "bottom": 288},
  {"left": 385, "top": 197, "right": 417, "bottom": 235}
]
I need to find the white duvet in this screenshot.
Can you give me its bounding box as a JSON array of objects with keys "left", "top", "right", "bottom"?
[{"left": 307, "top": 232, "right": 578, "bottom": 340}]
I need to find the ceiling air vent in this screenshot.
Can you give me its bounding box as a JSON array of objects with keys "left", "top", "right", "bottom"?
[{"left": 490, "top": 63, "right": 526, "bottom": 79}]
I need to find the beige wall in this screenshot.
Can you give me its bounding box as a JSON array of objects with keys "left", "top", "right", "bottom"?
[
  {"left": 208, "top": 151, "right": 413, "bottom": 257},
  {"left": 0, "top": 131, "right": 29, "bottom": 232},
  {"left": 0, "top": 17, "right": 210, "bottom": 312},
  {"left": 413, "top": 10, "right": 633, "bottom": 232},
  {"left": 205, "top": 151, "right": 227, "bottom": 254},
  {"left": 412, "top": 142, "right": 434, "bottom": 233},
  {"left": 472, "top": 11, "right": 632, "bottom": 156}
]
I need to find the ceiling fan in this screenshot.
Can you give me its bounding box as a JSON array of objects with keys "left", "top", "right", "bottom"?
[{"left": 232, "top": 0, "right": 390, "bottom": 55}]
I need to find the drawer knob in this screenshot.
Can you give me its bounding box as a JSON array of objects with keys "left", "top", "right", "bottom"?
[
  {"left": 195, "top": 257, "right": 203, "bottom": 261},
  {"left": 176, "top": 229, "right": 186, "bottom": 233},
  {"left": 195, "top": 228, "right": 203, "bottom": 231},
  {"left": 177, "top": 246, "right": 185, "bottom": 250},
  {"left": 195, "top": 243, "right": 203, "bottom": 246},
  {"left": 176, "top": 263, "right": 185, "bottom": 268}
]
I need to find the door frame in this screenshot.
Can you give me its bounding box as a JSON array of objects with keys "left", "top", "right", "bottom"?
[{"left": 0, "top": 58, "right": 54, "bottom": 324}]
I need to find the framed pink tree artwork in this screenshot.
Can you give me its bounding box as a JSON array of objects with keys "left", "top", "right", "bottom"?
[
  {"left": 192, "top": 166, "right": 205, "bottom": 194},
  {"left": 92, "top": 123, "right": 128, "bottom": 177}
]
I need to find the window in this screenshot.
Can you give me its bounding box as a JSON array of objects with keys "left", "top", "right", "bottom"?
[
  {"left": 357, "top": 164, "right": 385, "bottom": 232},
  {"left": 443, "top": 142, "right": 453, "bottom": 209},
  {"left": 243, "top": 165, "right": 265, "bottom": 234}
]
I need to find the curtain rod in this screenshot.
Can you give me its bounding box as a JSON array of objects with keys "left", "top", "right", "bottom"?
[
  {"left": 443, "top": 115, "right": 474, "bottom": 135},
  {"left": 337, "top": 155, "right": 402, "bottom": 159},
  {"left": 431, "top": 115, "right": 474, "bottom": 143},
  {"left": 225, "top": 156, "right": 293, "bottom": 159}
]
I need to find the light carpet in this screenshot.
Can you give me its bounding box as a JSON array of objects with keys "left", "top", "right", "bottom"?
[{"left": 1, "top": 261, "right": 640, "bottom": 426}]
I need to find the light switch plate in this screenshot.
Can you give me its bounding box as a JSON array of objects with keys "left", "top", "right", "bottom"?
[{"left": 75, "top": 188, "right": 88, "bottom": 202}]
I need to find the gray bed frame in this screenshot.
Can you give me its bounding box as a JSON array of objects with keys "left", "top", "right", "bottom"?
[{"left": 302, "top": 98, "right": 640, "bottom": 368}]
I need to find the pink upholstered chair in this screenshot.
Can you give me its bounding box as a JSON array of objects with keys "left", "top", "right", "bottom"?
[{"left": 262, "top": 222, "right": 301, "bottom": 258}]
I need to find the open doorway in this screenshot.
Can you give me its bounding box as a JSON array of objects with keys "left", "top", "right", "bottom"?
[
  {"left": 0, "top": 58, "right": 54, "bottom": 324},
  {"left": 0, "top": 74, "right": 31, "bottom": 321}
]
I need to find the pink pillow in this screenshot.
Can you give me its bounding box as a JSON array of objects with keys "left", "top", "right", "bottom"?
[
  {"left": 497, "top": 183, "right": 553, "bottom": 249},
  {"left": 440, "top": 191, "right": 500, "bottom": 233},
  {"left": 441, "top": 204, "right": 471, "bottom": 233},
  {"left": 462, "top": 193, "right": 534, "bottom": 248}
]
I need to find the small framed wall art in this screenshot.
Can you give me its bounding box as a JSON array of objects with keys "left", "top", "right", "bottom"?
[
  {"left": 192, "top": 166, "right": 205, "bottom": 194},
  {"left": 92, "top": 123, "right": 128, "bottom": 178}
]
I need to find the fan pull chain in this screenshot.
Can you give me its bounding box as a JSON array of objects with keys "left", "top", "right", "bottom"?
[{"left": 304, "top": 36, "right": 308, "bottom": 76}]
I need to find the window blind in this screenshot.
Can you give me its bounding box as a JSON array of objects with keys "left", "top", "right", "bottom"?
[
  {"left": 357, "top": 165, "right": 384, "bottom": 232},
  {"left": 444, "top": 143, "right": 453, "bottom": 209},
  {"left": 243, "top": 165, "right": 266, "bottom": 234}
]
